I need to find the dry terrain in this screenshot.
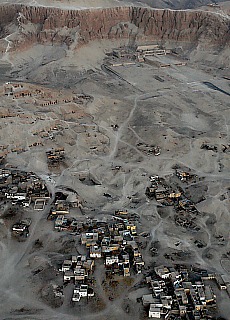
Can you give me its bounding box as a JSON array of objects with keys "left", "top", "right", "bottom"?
[{"left": 0, "top": 1, "right": 229, "bottom": 319}]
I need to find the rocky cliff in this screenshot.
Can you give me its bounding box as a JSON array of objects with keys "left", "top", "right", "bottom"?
[{"left": 0, "top": 4, "right": 229, "bottom": 50}]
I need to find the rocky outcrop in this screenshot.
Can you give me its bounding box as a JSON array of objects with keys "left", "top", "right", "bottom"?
[
  {"left": 131, "top": 8, "right": 230, "bottom": 45},
  {"left": 0, "top": 4, "right": 229, "bottom": 50}
]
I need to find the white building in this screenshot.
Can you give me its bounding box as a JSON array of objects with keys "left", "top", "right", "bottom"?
[
  {"left": 72, "top": 285, "right": 94, "bottom": 302},
  {"left": 61, "top": 260, "right": 72, "bottom": 272},
  {"left": 73, "top": 267, "right": 87, "bottom": 281},
  {"left": 74, "top": 284, "right": 88, "bottom": 297},
  {"left": 6, "top": 192, "right": 27, "bottom": 201},
  {"left": 90, "top": 245, "right": 102, "bottom": 258},
  {"left": 63, "top": 270, "right": 74, "bottom": 281},
  {"left": 149, "top": 306, "right": 161, "bottom": 318},
  {"left": 105, "top": 255, "right": 119, "bottom": 266},
  {"left": 155, "top": 266, "right": 171, "bottom": 279}
]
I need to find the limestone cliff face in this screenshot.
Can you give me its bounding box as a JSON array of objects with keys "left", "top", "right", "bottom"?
[
  {"left": 131, "top": 7, "right": 230, "bottom": 45},
  {"left": 0, "top": 4, "right": 229, "bottom": 50}
]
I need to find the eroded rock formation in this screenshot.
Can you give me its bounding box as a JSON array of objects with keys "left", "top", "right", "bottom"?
[{"left": 0, "top": 4, "right": 229, "bottom": 50}]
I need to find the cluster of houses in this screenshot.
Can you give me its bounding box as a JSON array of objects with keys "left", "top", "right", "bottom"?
[
  {"left": 55, "top": 210, "right": 145, "bottom": 302},
  {"left": 55, "top": 210, "right": 144, "bottom": 277},
  {"left": 0, "top": 168, "right": 50, "bottom": 208},
  {"left": 142, "top": 265, "right": 230, "bottom": 319},
  {"left": 60, "top": 255, "right": 95, "bottom": 302},
  {"left": 146, "top": 171, "right": 202, "bottom": 231},
  {"left": 0, "top": 168, "right": 50, "bottom": 237},
  {"left": 80, "top": 213, "right": 145, "bottom": 276},
  {"left": 1, "top": 164, "right": 229, "bottom": 315},
  {"left": 145, "top": 175, "right": 177, "bottom": 206},
  {"left": 48, "top": 191, "right": 83, "bottom": 219}
]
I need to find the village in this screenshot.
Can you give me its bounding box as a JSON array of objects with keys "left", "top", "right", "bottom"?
[
  {"left": 142, "top": 264, "right": 228, "bottom": 319},
  {"left": 0, "top": 163, "right": 230, "bottom": 319},
  {"left": 0, "top": 15, "right": 229, "bottom": 315}
]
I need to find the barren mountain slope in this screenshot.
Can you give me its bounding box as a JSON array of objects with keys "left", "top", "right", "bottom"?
[
  {"left": 0, "top": 5, "right": 229, "bottom": 46},
  {"left": 1, "top": 0, "right": 230, "bottom": 9}
]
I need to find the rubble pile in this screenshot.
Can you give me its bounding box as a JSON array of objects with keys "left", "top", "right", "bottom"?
[{"left": 46, "top": 148, "right": 65, "bottom": 166}]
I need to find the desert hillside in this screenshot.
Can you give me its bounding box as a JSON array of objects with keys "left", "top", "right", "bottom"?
[
  {"left": 0, "top": 4, "right": 229, "bottom": 50},
  {"left": 0, "top": 1, "right": 229, "bottom": 320}
]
